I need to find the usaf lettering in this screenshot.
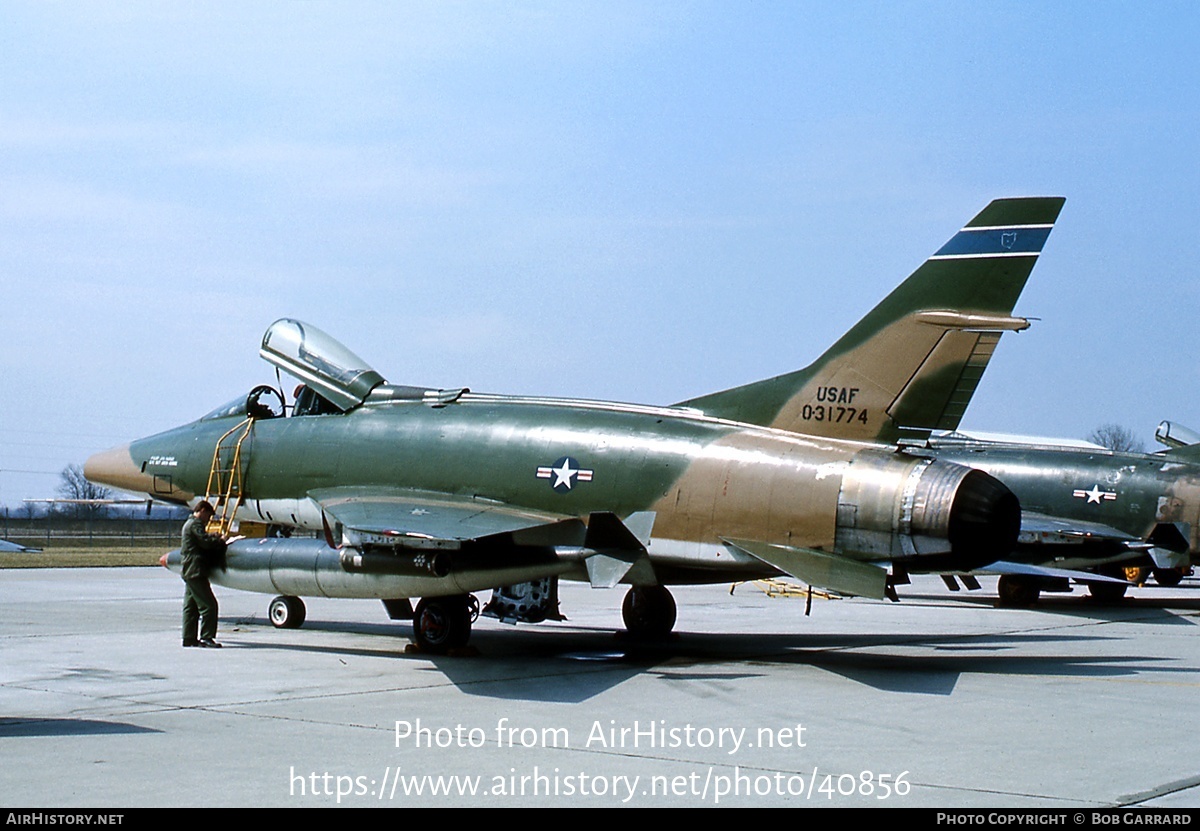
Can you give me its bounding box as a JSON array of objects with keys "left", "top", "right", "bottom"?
[{"left": 816, "top": 386, "right": 859, "bottom": 404}]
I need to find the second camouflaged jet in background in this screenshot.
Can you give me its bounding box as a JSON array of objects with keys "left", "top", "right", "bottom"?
[
  {"left": 906, "top": 424, "right": 1200, "bottom": 606},
  {"left": 85, "top": 197, "right": 1064, "bottom": 651}
]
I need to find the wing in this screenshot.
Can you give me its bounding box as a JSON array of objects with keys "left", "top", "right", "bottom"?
[
  {"left": 307, "top": 486, "right": 586, "bottom": 549},
  {"left": 1012, "top": 512, "right": 1193, "bottom": 572},
  {"left": 993, "top": 511, "right": 1151, "bottom": 571},
  {"left": 308, "top": 487, "right": 659, "bottom": 589},
  {"left": 1017, "top": 511, "right": 1142, "bottom": 545}
]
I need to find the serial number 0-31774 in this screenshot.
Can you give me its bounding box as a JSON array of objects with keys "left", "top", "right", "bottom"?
[{"left": 800, "top": 404, "right": 869, "bottom": 424}]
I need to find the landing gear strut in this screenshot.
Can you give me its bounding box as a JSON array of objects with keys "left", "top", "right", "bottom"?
[
  {"left": 268, "top": 595, "right": 306, "bottom": 628},
  {"left": 621, "top": 586, "right": 677, "bottom": 638},
  {"left": 413, "top": 594, "right": 478, "bottom": 654}
]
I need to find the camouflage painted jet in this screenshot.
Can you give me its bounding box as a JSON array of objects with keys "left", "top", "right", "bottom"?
[
  {"left": 84, "top": 197, "right": 1063, "bottom": 652},
  {"left": 903, "top": 425, "right": 1200, "bottom": 606},
  {"left": 667, "top": 198, "right": 1200, "bottom": 608}
]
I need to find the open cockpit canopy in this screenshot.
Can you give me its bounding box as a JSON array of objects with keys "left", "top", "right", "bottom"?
[{"left": 259, "top": 319, "right": 386, "bottom": 412}]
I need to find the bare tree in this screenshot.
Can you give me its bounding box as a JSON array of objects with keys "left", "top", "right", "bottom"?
[
  {"left": 57, "top": 463, "right": 112, "bottom": 519},
  {"left": 1087, "top": 424, "right": 1146, "bottom": 453}
]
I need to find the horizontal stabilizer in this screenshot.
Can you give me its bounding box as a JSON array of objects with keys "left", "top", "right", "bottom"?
[{"left": 724, "top": 538, "right": 888, "bottom": 599}]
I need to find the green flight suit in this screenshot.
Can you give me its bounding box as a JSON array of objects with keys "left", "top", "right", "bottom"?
[{"left": 181, "top": 515, "right": 226, "bottom": 643}]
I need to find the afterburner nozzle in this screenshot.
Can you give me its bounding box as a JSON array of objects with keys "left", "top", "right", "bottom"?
[
  {"left": 835, "top": 450, "right": 1020, "bottom": 570},
  {"left": 947, "top": 469, "right": 1021, "bottom": 568}
]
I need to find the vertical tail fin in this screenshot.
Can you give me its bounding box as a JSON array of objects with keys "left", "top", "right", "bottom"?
[{"left": 677, "top": 197, "right": 1066, "bottom": 443}]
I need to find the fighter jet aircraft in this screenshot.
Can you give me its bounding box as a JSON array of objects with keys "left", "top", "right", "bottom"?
[
  {"left": 84, "top": 197, "right": 1064, "bottom": 651},
  {"left": 902, "top": 425, "right": 1200, "bottom": 606},
  {"left": 655, "top": 198, "right": 1200, "bottom": 608}
]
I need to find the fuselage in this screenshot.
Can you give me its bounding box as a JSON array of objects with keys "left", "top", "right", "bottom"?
[{"left": 86, "top": 389, "right": 1016, "bottom": 591}]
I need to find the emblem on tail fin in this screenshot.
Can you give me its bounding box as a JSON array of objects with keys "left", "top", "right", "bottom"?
[{"left": 677, "top": 197, "right": 1066, "bottom": 444}]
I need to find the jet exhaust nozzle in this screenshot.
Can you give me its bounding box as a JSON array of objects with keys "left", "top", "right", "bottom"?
[
  {"left": 945, "top": 468, "right": 1020, "bottom": 568},
  {"left": 836, "top": 450, "right": 1019, "bottom": 569}
]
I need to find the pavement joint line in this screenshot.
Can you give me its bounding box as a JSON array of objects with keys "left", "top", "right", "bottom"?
[
  {"left": 918, "top": 780, "right": 1113, "bottom": 807},
  {"left": 1119, "top": 773, "right": 1200, "bottom": 806}
]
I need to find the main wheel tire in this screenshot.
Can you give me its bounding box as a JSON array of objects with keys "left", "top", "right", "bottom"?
[
  {"left": 621, "top": 586, "right": 677, "bottom": 638},
  {"left": 413, "top": 595, "right": 473, "bottom": 653},
  {"left": 1153, "top": 567, "right": 1184, "bottom": 587},
  {"left": 269, "top": 595, "right": 306, "bottom": 629},
  {"left": 997, "top": 575, "right": 1040, "bottom": 608},
  {"left": 1086, "top": 581, "right": 1128, "bottom": 602}
]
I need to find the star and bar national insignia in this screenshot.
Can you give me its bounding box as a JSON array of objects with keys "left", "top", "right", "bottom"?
[
  {"left": 536, "top": 456, "right": 594, "bottom": 493},
  {"left": 1072, "top": 484, "right": 1117, "bottom": 504}
]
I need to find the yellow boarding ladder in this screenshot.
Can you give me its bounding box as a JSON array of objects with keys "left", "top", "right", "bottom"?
[{"left": 203, "top": 417, "right": 254, "bottom": 535}]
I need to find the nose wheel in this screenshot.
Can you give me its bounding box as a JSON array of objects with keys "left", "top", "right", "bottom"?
[{"left": 268, "top": 595, "right": 306, "bottom": 628}]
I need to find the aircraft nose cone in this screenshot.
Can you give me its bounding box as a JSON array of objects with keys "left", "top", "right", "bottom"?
[{"left": 84, "top": 443, "right": 151, "bottom": 493}]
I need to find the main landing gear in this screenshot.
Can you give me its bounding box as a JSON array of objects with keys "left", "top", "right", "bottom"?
[
  {"left": 412, "top": 594, "right": 480, "bottom": 654},
  {"left": 996, "top": 571, "right": 1130, "bottom": 607},
  {"left": 1083, "top": 564, "right": 1130, "bottom": 603},
  {"left": 262, "top": 587, "right": 681, "bottom": 652},
  {"left": 1124, "top": 565, "right": 1190, "bottom": 588},
  {"left": 996, "top": 575, "right": 1040, "bottom": 608},
  {"left": 621, "top": 585, "right": 677, "bottom": 638},
  {"left": 1083, "top": 580, "right": 1128, "bottom": 602},
  {"left": 1152, "top": 567, "right": 1186, "bottom": 587}
]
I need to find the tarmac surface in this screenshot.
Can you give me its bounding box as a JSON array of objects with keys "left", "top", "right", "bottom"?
[{"left": 3, "top": 566, "right": 1200, "bottom": 808}]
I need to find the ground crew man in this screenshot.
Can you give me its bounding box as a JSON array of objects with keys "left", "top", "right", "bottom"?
[{"left": 181, "top": 501, "right": 227, "bottom": 648}]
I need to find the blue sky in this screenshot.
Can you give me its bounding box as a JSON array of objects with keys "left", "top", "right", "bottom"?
[{"left": 2, "top": 2, "right": 1199, "bottom": 503}]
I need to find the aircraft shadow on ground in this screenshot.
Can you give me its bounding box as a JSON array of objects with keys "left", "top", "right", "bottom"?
[
  {"left": 0, "top": 717, "right": 162, "bottom": 738},
  {"left": 903, "top": 591, "right": 1200, "bottom": 626},
  {"left": 221, "top": 613, "right": 1187, "bottom": 702}
]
